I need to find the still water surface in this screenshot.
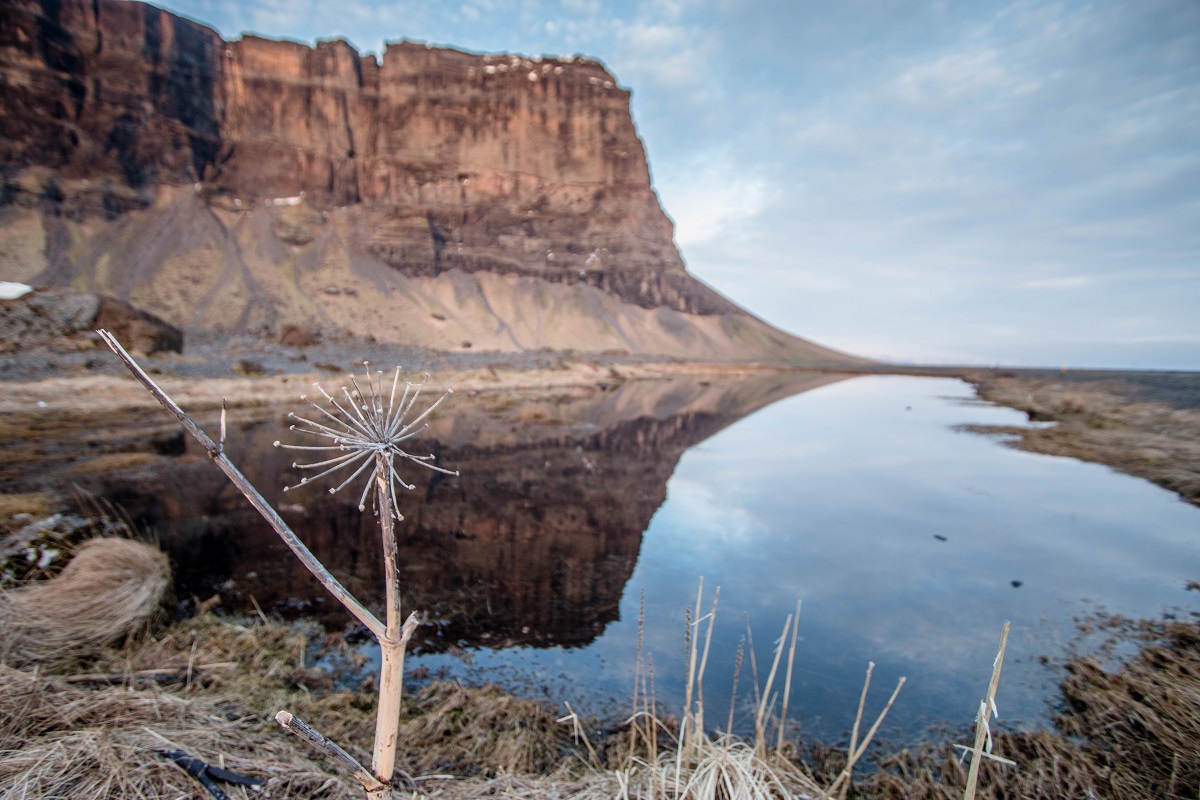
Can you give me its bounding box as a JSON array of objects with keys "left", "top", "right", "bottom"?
[
  {"left": 18, "top": 371, "right": 1194, "bottom": 744},
  {"left": 403, "top": 375, "right": 1199, "bottom": 742}
]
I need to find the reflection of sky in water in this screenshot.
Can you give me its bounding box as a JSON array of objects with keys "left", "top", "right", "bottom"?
[{"left": 411, "top": 376, "right": 1200, "bottom": 742}]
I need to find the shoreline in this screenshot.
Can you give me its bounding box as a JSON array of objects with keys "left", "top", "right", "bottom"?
[
  {"left": 4, "top": 344, "right": 1199, "bottom": 508},
  {"left": 954, "top": 367, "right": 1200, "bottom": 507}
]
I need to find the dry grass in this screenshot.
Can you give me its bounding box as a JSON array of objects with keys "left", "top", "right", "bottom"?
[
  {"left": 4, "top": 606, "right": 1197, "bottom": 799},
  {"left": 0, "top": 538, "right": 169, "bottom": 669},
  {"left": 396, "top": 682, "right": 568, "bottom": 777},
  {"left": 853, "top": 618, "right": 1200, "bottom": 800},
  {"left": 59, "top": 451, "right": 163, "bottom": 475},
  {"left": 0, "top": 665, "right": 362, "bottom": 800},
  {"left": 0, "top": 535, "right": 361, "bottom": 799},
  {"left": 1056, "top": 620, "right": 1200, "bottom": 797},
  {"left": 0, "top": 492, "right": 59, "bottom": 520},
  {"left": 966, "top": 374, "right": 1200, "bottom": 506},
  {"left": 1, "top": 533, "right": 1196, "bottom": 799}
]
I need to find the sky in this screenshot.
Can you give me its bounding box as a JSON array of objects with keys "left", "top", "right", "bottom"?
[{"left": 153, "top": 0, "right": 1199, "bottom": 369}]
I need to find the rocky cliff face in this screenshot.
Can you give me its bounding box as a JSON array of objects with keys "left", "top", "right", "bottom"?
[{"left": 0, "top": 0, "right": 861, "bottom": 364}]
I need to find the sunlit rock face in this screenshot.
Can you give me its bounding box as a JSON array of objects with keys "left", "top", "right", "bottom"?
[{"left": 0, "top": 0, "right": 862, "bottom": 364}]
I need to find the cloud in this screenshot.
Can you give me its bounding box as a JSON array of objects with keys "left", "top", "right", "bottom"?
[
  {"left": 144, "top": 0, "right": 1200, "bottom": 369},
  {"left": 1020, "top": 276, "right": 1095, "bottom": 291},
  {"left": 890, "top": 46, "right": 1040, "bottom": 110},
  {"left": 609, "top": 17, "right": 722, "bottom": 111},
  {"left": 559, "top": 0, "right": 592, "bottom": 10},
  {"left": 660, "top": 478, "right": 758, "bottom": 545},
  {"left": 656, "top": 153, "right": 772, "bottom": 248}
]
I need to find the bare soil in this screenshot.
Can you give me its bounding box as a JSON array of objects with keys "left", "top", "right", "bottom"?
[{"left": 0, "top": 330, "right": 812, "bottom": 416}]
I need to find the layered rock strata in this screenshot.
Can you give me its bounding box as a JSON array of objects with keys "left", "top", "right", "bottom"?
[{"left": 0, "top": 0, "right": 860, "bottom": 364}]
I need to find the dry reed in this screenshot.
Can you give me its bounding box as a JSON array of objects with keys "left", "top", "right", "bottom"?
[{"left": 2, "top": 573, "right": 1195, "bottom": 799}]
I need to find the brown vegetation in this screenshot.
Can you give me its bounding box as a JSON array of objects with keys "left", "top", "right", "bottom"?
[
  {"left": 963, "top": 372, "right": 1200, "bottom": 506},
  {"left": 0, "top": 538, "right": 169, "bottom": 669},
  {"left": 3, "top": 364, "right": 1199, "bottom": 797},
  {"left": 0, "top": 527, "right": 1196, "bottom": 798},
  {"left": 853, "top": 618, "right": 1200, "bottom": 799}
]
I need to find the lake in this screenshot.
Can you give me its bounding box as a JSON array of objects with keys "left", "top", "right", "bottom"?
[
  {"left": 401, "top": 374, "right": 1200, "bottom": 742},
  {"left": 8, "top": 370, "right": 1197, "bottom": 744}
]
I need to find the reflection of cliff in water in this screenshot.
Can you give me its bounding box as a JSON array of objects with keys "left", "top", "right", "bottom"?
[{"left": 33, "top": 371, "right": 846, "bottom": 651}]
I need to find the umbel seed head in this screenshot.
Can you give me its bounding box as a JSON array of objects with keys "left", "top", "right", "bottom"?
[{"left": 279, "top": 365, "right": 459, "bottom": 520}]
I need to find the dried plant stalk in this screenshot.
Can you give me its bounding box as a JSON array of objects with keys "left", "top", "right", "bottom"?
[
  {"left": 97, "top": 331, "right": 385, "bottom": 640},
  {"left": 776, "top": 599, "right": 801, "bottom": 755},
  {"left": 825, "top": 674, "right": 907, "bottom": 797},
  {"left": 962, "top": 621, "right": 1013, "bottom": 800},
  {"left": 100, "top": 331, "right": 456, "bottom": 797}
]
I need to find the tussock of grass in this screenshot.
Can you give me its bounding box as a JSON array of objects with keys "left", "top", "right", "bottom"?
[
  {"left": 5, "top": 607, "right": 1199, "bottom": 799},
  {"left": 2, "top": 533, "right": 1197, "bottom": 799},
  {"left": 0, "top": 538, "right": 169, "bottom": 669},
  {"left": 631, "top": 737, "right": 823, "bottom": 800}
]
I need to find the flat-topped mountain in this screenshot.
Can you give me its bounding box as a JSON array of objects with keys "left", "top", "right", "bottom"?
[{"left": 0, "top": 0, "right": 864, "bottom": 364}]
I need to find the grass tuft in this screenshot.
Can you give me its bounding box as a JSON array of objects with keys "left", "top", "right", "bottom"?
[{"left": 0, "top": 538, "right": 169, "bottom": 669}]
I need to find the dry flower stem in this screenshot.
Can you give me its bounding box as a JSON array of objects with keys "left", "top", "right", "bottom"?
[
  {"left": 279, "top": 363, "right": 457, "bottom": 792},
  {"left": 840, "top": 661, "right": 874, "bottom": 800},
  {"left": 372, "top": 465, "right": 421, "bottom": 796},
  {"left": 100, "top": 331, "right": 456, "bottom": 797},
  {"left": 97, "top": 330, "right": 386, "bottom": 641},
  {"left": 776, "top": 599, "right": 801, "bottom": 755},
  {"left": 754, "top": 612, "right": 792, "bottom": 757},
  {"left": 826, "top": 675, "right": 907, "bottom": 797}
]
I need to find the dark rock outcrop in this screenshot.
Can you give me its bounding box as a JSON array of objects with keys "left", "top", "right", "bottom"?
[
  {"left": 0, "top": 288, "right": 182, "bottom": 353},
  {"left": 0, "top": 0, "right": 706, "bottom": 307}
]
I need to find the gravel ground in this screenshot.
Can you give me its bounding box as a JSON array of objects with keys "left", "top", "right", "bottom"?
[{"left": 0, "top": 328, "right": 683, "bottom": 384}]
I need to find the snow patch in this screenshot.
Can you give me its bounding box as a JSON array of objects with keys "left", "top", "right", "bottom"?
[{"left": 0, "top": 282, "right": 33, "bottom": 300}]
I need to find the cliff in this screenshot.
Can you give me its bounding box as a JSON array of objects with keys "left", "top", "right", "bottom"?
[{"left": 0, "top": 0, "right": 862, "bottom": 364}]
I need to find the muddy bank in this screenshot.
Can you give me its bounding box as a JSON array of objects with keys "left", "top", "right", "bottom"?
[{"left": 958, "top": 369, "right": 1200, "bottom": 507}]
